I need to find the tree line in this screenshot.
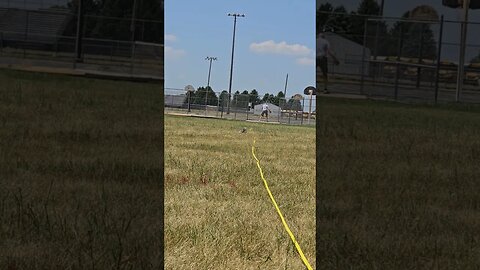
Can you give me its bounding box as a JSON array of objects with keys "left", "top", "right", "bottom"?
[
  {"left": 184, "top": 87, "right": 303, "bottom": 111},
  {"left": 319, "top": 0, "right": 480, "bottom": 63},
  {"left": 318, "top": 0, "right": 437, "bottom": 60},
  {"left": 62, "top": 0, "right": 163, "bottom": 43}
]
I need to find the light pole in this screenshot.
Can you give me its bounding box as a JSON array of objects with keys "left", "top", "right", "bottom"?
[
  {"left": 205, "top": 56, "right": 217, "bottom": 115},
  {"left": 227, "top": 13, "right": 245, "bottom": 114}
]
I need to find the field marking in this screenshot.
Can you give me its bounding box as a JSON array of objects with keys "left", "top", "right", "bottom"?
[{"left": 251, "top": 139, "right": 313, "bottom": 270}]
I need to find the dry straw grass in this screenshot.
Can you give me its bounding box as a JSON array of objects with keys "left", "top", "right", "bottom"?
[
  {"left": 165, "top": 115, "right": 315, "bottom": 269},
  {"left": 318, "top": 97, "right": 480, "bottom": 269},
  {"left": 0, "top": 69, "right": 163, "bottom": 269}
]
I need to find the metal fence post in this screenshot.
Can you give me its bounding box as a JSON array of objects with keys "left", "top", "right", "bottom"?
[
  {"left": 233, "top": 95, "right": 237, "bottom": 119},
  {"left": 360, "top": 18, "right": 368, "bottom": 95},
  {"left": 74, "top": 0, "right": 84, "bottom": 67},
  {"left": 456, "top": 0, "right": 470, "bottom": 103},
  {"left": 278, "top": 100, "right": 281, "bottom": 123},
  {"left": 216, "top": 95, "right": 220, "bottom": 117},
  {"left": 301, "top": 98, "right": 305, "bottom": 125},
  {"left": 187, "top": 91, "right": 191, "bottom": 113},
  {"left": 394, "top": 23, "right": 404, "bottom": 100},
  {"left": 0, "top": 32, "right": 3, "bottom": 53},
  {"left": 130, "top": 42, "right": 135, "bottom": 74},
  {"left": 434, "top": 16, "right": 444, "bottom": 104},
  {"left": 416, "top": 23, "right": 425, "bottom": 89}
]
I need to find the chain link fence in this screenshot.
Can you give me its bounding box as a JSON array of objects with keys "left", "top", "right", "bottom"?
[
  {"left": 164, "top": 88, "right": 316, "bottom": 126},
  {"left": 317, "top": 11, "right": 480, "bottom": 104},
  {"left": 0, "top": 0, "right": 163, "bottom": 79},
  {"left": 0, "top": 0, "right": 67, "bottom": 10}
]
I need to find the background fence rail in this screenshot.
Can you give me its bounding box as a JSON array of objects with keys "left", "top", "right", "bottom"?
[
  {"left": 0, "top": 1, "right": 163, "bottom": 79},
  {"left": 317, "top": 11, "right": 480, "bottom": 104},
  {"left": 164, "top": 88, "right": 316, "bottom": 126}
]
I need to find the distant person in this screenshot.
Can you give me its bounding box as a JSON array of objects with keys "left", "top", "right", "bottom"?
[
  {"left": 260, "top": 102, "right": 271, "bottom": 122},
  {"left": 317, "top": 32, "right": 339, "bottom": 94}
]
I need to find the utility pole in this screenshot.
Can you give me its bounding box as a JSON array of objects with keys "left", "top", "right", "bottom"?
[
  {"left": 226, "top": 13, "right": 245, "bottom": 114},
  {"left": 284, "top": 73, "right": 289, "bottom": 98},
  {"left": 283, "top": 73, "right": 289, "bottom": 108},
  {"left": 205, "top": 56, "right": 217, "bottom": 115}
]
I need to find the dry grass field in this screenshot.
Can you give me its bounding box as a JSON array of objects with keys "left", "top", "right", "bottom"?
[
  {"left": 318, "top": 97, "right": 480, "bottom": 269},
  {"left": 0, "top": 69, "right": 164, "bottom": 269},
  {"left": 164, "top": 115, "right": 315, "bottom": 269}
]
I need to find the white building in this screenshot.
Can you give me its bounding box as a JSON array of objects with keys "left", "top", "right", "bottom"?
[
  {"left": 323, "top": 32, "right": 371, "bottom": 76},
  {"left": 252, "top": 103, "right": 281, "bottom": 118}
]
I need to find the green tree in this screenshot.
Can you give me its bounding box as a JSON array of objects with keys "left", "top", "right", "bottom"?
[
  {"left": 317, "top": 3, "right": 353, "bottom": 35},
  {"left": 287, "top": 98, "right": 303, "bottom": 111},
  {"left": 331, "top": 6, "right": 353, "bottom": 34},
  {"left": 64, "top": 0, "right": 163, "bottom": 42},
  {"left": 350, "top": 0, "right": 388, "bottom": 55},
  {"left": 219, "top": 90, "right": 229, "bottom": 110},
  {"left": 276, "top": 91, "right": 286, "bottom": 107},
  {"left": 190, "top": 86, "right": 218, "bottom": 105},
  {"left": 261, "top": 93, "right": 273, "bottom": 103},
  {"left": 233, "top": 90, "right": 249, "bottom": 109},
  {"left": 317, "top": 1, "right": 389, "bottom": 56},
  {"left": 387, "top": 10, "right": 437, "bottom": 60},
  {"left": 357, "top": 0, "right": 380, "bottom": 16},
  {"left": 317, "top": 3, "right": 334, "bottom": 33},
  {"left": 264, "top": 94, "right": 276, "bottom": 105},
  {"left": 232, "top": 91, "right": 241, "bottom": 108},
  {"left": 249, "top": 89, "right": 261, "bottom": 105},
  {"left": 191, "top": 87, "right": 202, "bottom": 105}
]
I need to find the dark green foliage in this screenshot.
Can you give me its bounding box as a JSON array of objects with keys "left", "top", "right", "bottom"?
[
  {"left": 63, "top": 0, "right": 163, "bottom": 42},
  {"left": 286, "top": 97, "right": 303, "bottom": 111},
  {"left": 249, "top": 89, "right": 261, "bottom": 106},
  {"left": 318, "top": 1, "right": 437, "bottom": 58},
  {"left": 317, "top": 3, "right": 334, "bottom": 33},
  {"left": 218, "top": 90, "right": 229, "bottom": 109},
  {"left": 348, "top": 0, "right": 387, "bottom": 52},
  {"left": 190, "top": 86, "right": 218, "bottom": 106},
  {"left": 232, "top": 90, "right": 250, "bottom": 109},
  {"left": 387, "top": 11, "right": 437, "bottom": 59}
]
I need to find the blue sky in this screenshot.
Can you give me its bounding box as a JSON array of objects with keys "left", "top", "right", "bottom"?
[{"left": 164, "top": 0, "right": 315, "bottom": 99}]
